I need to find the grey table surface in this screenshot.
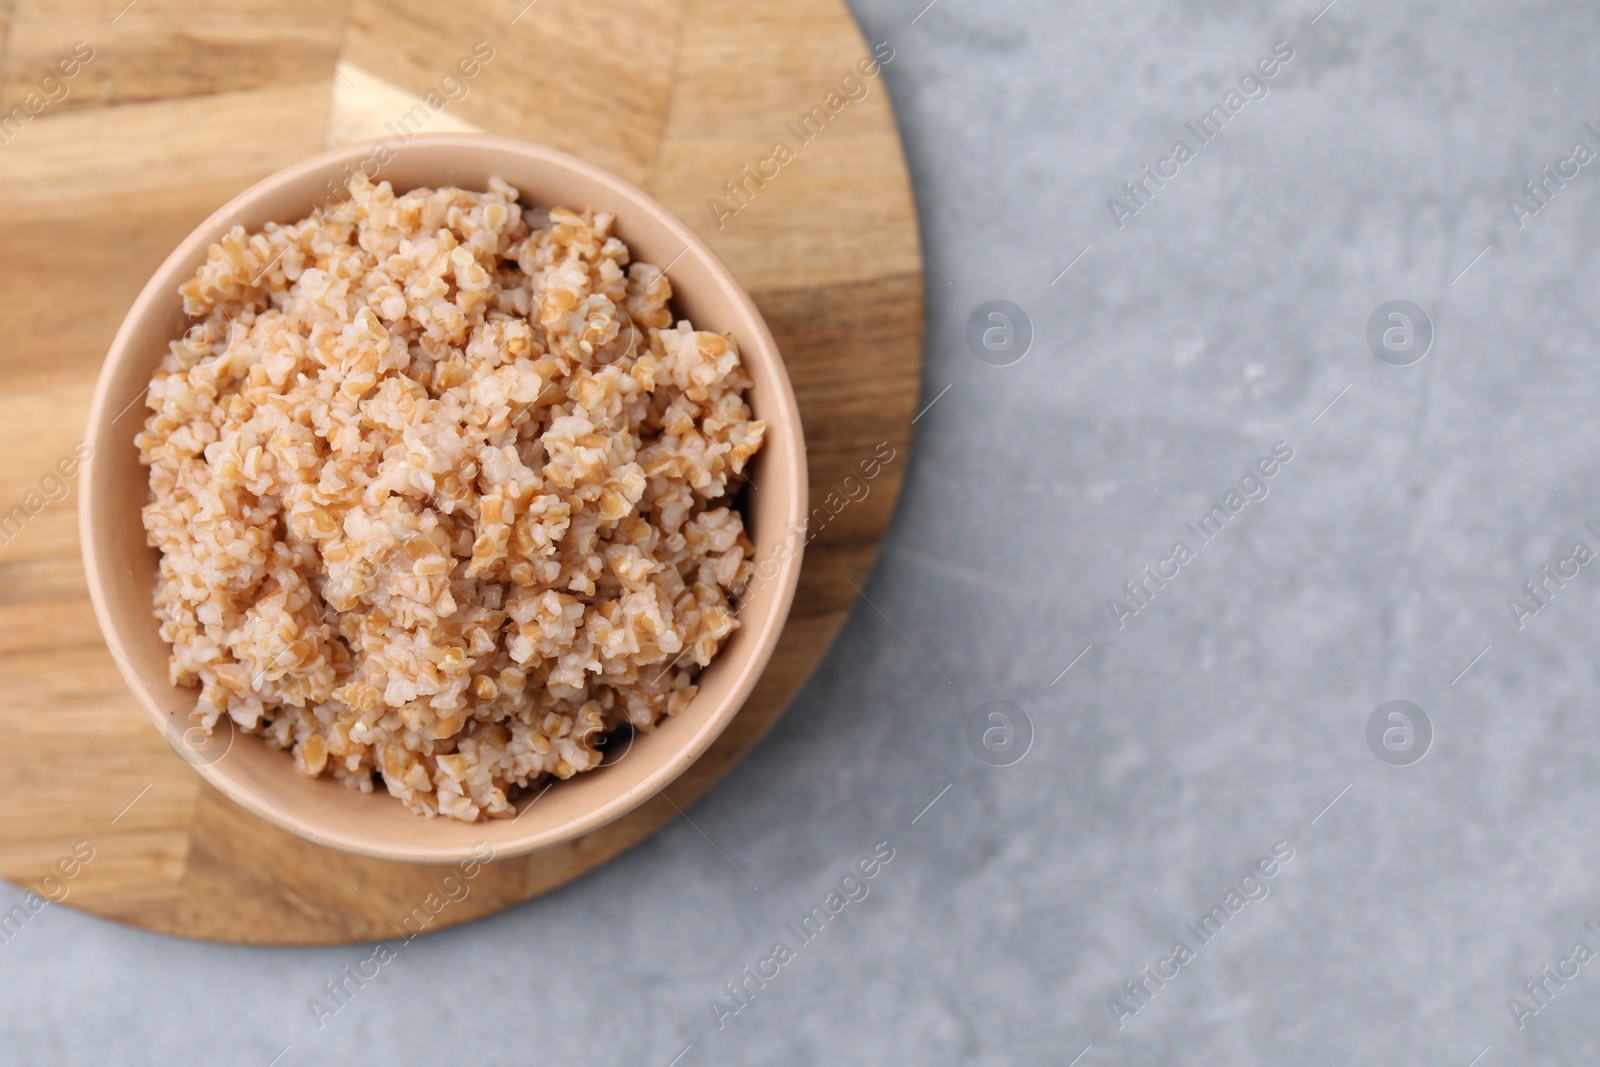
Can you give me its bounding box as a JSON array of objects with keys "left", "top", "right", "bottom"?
[{"left": 9, "top": 0, "right": 1600, "bottom": 1063}]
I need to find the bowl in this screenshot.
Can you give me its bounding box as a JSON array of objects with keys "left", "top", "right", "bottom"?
[{"left": 79, "top": 134, "right": 806, "bottom": 864}]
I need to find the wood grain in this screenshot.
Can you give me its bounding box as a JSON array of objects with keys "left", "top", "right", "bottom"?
[
  {"left": 0, "top": 0, "right": 923, "bottom": 944},
  {"left": 0, "top": 0, "right": 351, "bottom": 111}
]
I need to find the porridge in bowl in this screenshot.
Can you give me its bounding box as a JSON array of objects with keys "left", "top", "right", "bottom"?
[{"left": 136, "top": 174, "right": 764, "bottom": 822}]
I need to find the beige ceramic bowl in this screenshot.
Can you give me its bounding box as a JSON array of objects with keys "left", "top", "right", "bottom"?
[{"left": 80, "top": 134, "right": 806, "bottom": 864}]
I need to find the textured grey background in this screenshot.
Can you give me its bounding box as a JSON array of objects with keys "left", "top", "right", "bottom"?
[{"left": 9, "top": 0, "right": 1600, "bottom": 1063}]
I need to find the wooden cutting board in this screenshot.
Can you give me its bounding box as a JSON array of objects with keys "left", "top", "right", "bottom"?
[{"left": 0, "top": 0, "right": 922, "bottom": 944}]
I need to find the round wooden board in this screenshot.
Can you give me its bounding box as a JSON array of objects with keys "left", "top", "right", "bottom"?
[{"left": 0, "top": 0, "right": 922, "bottom": 944}]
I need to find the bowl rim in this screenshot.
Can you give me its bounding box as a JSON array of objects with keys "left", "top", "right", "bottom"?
[{"left": 79, "top": 133, "right": 807, "bottom": 863}]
